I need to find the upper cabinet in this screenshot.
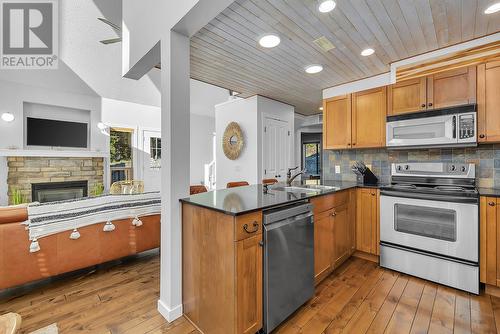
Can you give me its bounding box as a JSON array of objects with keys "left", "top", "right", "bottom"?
[
  {"left": 478, "top": 58, "right": 500, "bottom": 143},
  {"left": 388, "top": 66, "right": 476, "bottom": 116},
  {"left": 387, "top": 77, "right": 427, "bottom": 115},
  {"left": 352, "top": 87, "right": 387, "bottom": 148},
  {"left": 427, "top": 66, "right": 476, "bottom": 109},
  {"left": 323, "top": 88, "right": 386, "bottom": 150},
  {"left": 323, "top": 95, "right": 352, "bottom": 149}
]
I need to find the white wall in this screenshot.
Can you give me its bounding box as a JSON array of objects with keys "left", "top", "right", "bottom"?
[
  {"left": 215, "top": 95, "right": 295, "bottom": 189},
  {"left": 215, "top": 97, "right": 259, "bottom": 189},
  {"left": 0, "top": 80, "right": 106, "bottom": 152},
  {"left": 190, "top": 114, "right": 215, "bottom": 185}
]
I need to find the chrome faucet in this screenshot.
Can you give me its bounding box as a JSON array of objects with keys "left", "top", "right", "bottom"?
[{"left": 286, "top": 166, "right": 305, "bottom": 186}]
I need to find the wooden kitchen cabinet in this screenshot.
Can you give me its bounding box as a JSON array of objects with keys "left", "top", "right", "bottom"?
[
  {"left": 323, "top": 95, "right": 351, "bottom": 149},
  {"left": 388, "top": 77, "right": 427, "bottom": 115},
  {"left": 182, "top": 204, "right": 262, "bottom": 334},
  {"left": 352, "top": 87, "right": 387, "bottom": 148},
  {"left": 313, "top": 209, "right": 334, "bottom": 282},
  {"left": 356, "top": 188, "right": 379, "bottom": 255},
  {"left": 478, "top": 58, "right": 500, "bottom": 143},
  {"left": 427, "top": 66, "right": 476, "bottom": 109},
  {"left": 236, "top": 234, "right": 262, "bottom": 334},
  {"left": 480, "top": 197, "right": 499, "bottom": 288},
  {"left": 311, "top": 189, "right": 355, "bottom": 284},
  {"left": 388, "top": 66, "right": 476, "bottom": 115}
]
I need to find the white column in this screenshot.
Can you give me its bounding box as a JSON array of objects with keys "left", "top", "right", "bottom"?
[{"left": 157, "top": 30, "right": 190, "bottom": 321}]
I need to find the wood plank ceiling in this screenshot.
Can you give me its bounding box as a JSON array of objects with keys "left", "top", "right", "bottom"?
[{"left": 190, "top": 0, "right": 500, "bottom": 115}]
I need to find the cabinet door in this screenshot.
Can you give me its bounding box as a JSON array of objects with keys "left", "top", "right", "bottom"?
[
  {"left": 480, "top": 197, "right": 499, "bottom": 286},
  {"left": 314, "top": 209, "right": 334, "bottom": 283},
  {"left": 478, "top": 60, "right": 500, "bottom": 143},
  {"left": 387, "top": 77, "right": 427, "bottom": 115},
  {"left": 332, "top": 203, "right": 350, "bottom": 268},
  {"left": 323, "top": 95, "right": 352, "bottom": 149},
  {"left": 356, "top": 188, "right": 378, "bottom": 255},
  {"left": 427, "top": 66, "right": 476, "bottom": 109},
  {"left": 236, "top": 234, "right": 262, "bottom": 334},
  {"left": 352, "top": 87, "right": 387, "bottom": 148}
]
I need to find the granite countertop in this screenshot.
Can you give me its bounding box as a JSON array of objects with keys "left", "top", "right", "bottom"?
[
  {"left": 478, "top": 187, "right": 500, "bottom": 198},
  {"left": 180, "top": 180, "right": 385, "bottom": 216}
]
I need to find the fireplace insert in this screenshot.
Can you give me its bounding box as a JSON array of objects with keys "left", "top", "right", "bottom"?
[{"left": 32, "top": 181, "right": 88, "bottom": 203}]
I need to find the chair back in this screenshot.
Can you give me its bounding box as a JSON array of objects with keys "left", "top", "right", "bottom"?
[
  {"left": 262, "top": 178, "right": 278, "bottom": 185},
  {"left": 109, "top": 180, "right": 145, "bottom": 195},
  {"left": 190, "top": 185, "right": 208, "bottom": 195},
  {"left": 0, "top": 313, "right": 22, "bottom": 334},
  {"left": 226, "top": 181, "right": 249, "bottom": 188}
]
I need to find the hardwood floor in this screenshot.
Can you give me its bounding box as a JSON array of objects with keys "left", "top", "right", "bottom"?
[{"left": 1, "top": 253, "right": 499, "bottom": 333}]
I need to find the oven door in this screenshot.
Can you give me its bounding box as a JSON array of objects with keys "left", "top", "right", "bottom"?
[
  {"left": 386, "top": 114, "right": 456, "bottom": 148},
  {"left": 380, "top": 193, "right": 478, "bottom": 262}
]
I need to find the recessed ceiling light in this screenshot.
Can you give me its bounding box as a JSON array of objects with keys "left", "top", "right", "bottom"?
[
  {"left": 1, "top": 112, "right": 14, "bottom": 122},
  {"left": 485, "top": 2, "right": 500, "bottom": 14},
  {"left": 319, "top": 106, "right": 324, "bottom": 111},
  {"left": 305, "top": 64, "right": 323, "bottom": 74},
  {"left": 259, "top": 34, "right": 280, "bottom": 48},
  {"left": 361, "top": 48, "right": 375, "bottom": 56},
  {"left": 318, "top": 0, "right": 336, "bottom": 13}
]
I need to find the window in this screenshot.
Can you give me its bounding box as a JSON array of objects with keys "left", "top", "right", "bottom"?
[
  {"left": 150, "top": 137, "right": 161, "bottom": 169},
  {"left": 303, "top": 142, "right": 321, "bottom": 176},
  {"left": 110, "top": 128, "right": 133, "bottom": 184}
]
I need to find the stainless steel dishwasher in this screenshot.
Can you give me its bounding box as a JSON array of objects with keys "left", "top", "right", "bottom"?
[{"left": 263, "top": 201, "right": 314, "bottom": 333}]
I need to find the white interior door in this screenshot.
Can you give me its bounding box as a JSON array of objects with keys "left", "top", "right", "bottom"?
[
  {"left": 263, "top": 117, "right": 290, "bottom": 182},
  {"left": 143, "top": 130, "right": 161, "bottom": 192}
]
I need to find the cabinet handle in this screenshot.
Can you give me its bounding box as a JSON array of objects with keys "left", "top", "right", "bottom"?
[
  {"left": 489, "top": 202, "right": 496, "bottom": 207},
  {"left": 352, "top": 143, "right": 356, "bottom": 146},
  {"left": 243, "top": 221, "right": 259, "bottom": 233},
  {"left": 421, "top": 104, "right": 426, "bottom": 108},
  {"left": 479, "top": 134, "right": 485, "bottom": 139},
  {"left": 259, "top": 240, "right": 264, "bottom": 247},
  {"left": 331, "top": 212, "right": 336, "bottom": 217},
  {"left": 371, "top": 193, "right": 376, "bottom": 196},
  {"left": 428, "top": 103, "right": 433, "bottom": 107}
]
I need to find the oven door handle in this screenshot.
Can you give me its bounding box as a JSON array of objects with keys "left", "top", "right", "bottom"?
[{"left": 380, "top": 190, "right": 479, "bottom": 204}]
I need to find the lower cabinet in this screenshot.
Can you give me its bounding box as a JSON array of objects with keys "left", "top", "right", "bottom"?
[
  {"left": 311, "top": 189, "right": 356, "bottom": 284},
  {"left": 480, "top": 196, "right": 499, "bottom": 287},
  {"left": 236, "top": 234, "right": 263, "bottom": 334},
  {"left": 355, "top": 188, "right": 380, "bottom": 256}
]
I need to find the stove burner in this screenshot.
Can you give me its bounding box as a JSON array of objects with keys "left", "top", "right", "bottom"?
[
  {"left": 434, "top": 185, "right": 467, "bottom": 192},
  {"left": 392, "top": 184, "right": 417, "bottom": 189}
]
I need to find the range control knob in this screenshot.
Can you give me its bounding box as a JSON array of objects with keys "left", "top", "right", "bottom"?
[
  {"left": 404, "top": 165, "right": 409, "bottom": 170},
  {"left": 397, "top": 165, "right": 402, "bottom": 171},
  {"left": 450, "top": 165, "right": 456, "bottom": 171},
  {"left": 461, "top": 166, "right": 467, "bottom": 172}
]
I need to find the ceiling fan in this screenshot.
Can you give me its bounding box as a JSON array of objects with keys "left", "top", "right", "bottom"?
[
  {"left": 98, "top": 17, "right": 122, "bottom": 44},
  {"left": 98, "top": 17, "right": 161, "bottom": 70}
]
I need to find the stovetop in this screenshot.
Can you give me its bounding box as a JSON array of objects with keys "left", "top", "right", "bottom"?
[{"left": 381, "top": 183, "right": 479, "bottom": 198}]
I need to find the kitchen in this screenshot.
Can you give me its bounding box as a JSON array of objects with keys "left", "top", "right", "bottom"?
[{"left": 180, "top": 4, "right": 500, "bottom": 332}]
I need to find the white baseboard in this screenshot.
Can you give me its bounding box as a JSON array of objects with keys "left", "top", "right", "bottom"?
[{"left": 157, "top": 299, "right": 183, "bottom": 322}]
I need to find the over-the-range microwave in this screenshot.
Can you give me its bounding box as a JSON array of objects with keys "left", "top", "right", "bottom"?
[{"left": 386, "top": 104, "right": 477, "bottom": 149}]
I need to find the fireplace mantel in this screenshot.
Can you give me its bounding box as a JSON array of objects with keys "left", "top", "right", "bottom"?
[{"left": 0, "top": 149, "right": 109, "bottom": 158}]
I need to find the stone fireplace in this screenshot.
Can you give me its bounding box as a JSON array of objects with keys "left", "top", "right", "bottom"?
[{"left": 7, "top": 157, "right": 104, "bottom": 205}]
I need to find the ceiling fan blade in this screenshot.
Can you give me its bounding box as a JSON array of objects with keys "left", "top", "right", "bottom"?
[
  {"left": 100, "top": 37, "right": 122, "bottom": 45},
  {"left": 98, "top": 17, "right": 121, "bottom": 32}
]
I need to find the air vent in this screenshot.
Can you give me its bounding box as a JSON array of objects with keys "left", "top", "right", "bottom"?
[{"left": 313, "top": 36, "right": 335, "bottom": 52}]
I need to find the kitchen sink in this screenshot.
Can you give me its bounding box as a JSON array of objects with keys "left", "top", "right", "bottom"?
[
  {"left": 272, "top": 185, "right": 339, "bottom": 193},
  {"left": 300, "top": 185, "right": 339, "bottom": 190}
]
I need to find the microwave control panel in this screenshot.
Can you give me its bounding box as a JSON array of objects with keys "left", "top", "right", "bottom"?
[{"left": 458, "top": 114, "right": 475, "bottom": 139}]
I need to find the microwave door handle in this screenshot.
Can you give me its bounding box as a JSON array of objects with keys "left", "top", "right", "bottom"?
[{"left": 452, "top": 116, "right": 457, "bottom": 139}]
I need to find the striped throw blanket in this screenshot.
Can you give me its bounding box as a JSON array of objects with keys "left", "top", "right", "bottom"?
[{"left": 25, "top": 192, "right": 161, "bottom": 252}]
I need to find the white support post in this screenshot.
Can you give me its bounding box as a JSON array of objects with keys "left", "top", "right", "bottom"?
[{"left": 157, "top": 29, "right": 190, "bottom": 322}]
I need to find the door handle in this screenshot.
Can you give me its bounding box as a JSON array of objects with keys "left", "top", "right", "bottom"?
[{"left": 243, "top": 221, "right": 259, "bottom": 233}]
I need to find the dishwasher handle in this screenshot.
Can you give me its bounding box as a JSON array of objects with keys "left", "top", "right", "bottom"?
[{"left": 264, "top": 211, "right": 313, "bottom": 232}]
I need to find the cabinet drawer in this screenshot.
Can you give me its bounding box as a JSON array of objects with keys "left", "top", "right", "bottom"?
[
  {"left": 235, "top": 211, "right": 262, "bottom": 241},
  {"left": 311, "top": 190, "right": 349, "bottom": 214}
]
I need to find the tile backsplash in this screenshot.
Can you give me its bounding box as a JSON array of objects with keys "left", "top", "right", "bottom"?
[{"left": 323, "top": 144, "right": 500, "bottom": 188}]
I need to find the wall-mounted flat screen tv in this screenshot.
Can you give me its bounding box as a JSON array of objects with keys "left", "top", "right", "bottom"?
[{"left": 26, "top": 117, "right": 88, "bottom": 148}]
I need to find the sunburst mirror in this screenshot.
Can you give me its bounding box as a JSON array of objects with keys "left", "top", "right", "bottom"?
[{"left": 222, "top": 122, "right": 244, "bottom": 160}]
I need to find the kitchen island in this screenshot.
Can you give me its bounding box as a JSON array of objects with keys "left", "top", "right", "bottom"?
[{"left": 180, "top": 181, "right": 381, "bottom": 334}]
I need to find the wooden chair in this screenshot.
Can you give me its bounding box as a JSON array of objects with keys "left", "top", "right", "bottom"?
[
  {"left": 109, "top": 180, "right": 144, "bottom": 195},
  {"left": 190, "top": 185, "right": 208, "bottom": 195},
  {"left": 226, "top": 181, "right": 249, "bottom": 188},
  {"left": 262, "top": 178, "right": 278, "bottom": 185},
  {"left": 0, "top": 313, "right": 21, "bottom": 334}
]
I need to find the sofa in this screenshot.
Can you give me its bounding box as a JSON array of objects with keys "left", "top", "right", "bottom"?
[{"left": 0, "top": 205, "right": 160, "bottom": 290}]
